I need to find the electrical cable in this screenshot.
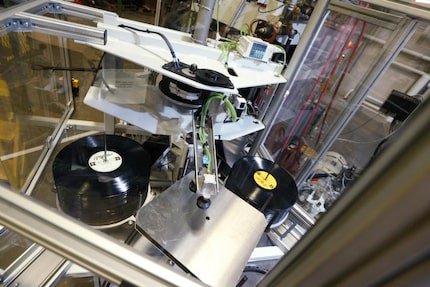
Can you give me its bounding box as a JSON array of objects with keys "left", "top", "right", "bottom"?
[
  {"left": 274, "top": 15, "right": 359, "bottom": 174},
  {"left": 236, "top": 275, "right": 248, "bottom": 287},
  {"left": 302, "top": 17, "right": 363, "bottom": 142},
  {"left": 118, "top": 24, "right": 180, "bottom": 69},
  {"left": 240, "top": 23, "right": 251, "bottom": 36},
  {"left": 258, "top": 3, "right": 286, "bottom": 14},
  {"left": 199, "top": 93, "right": 237, "bottom": 171},
  {"left": 243, "top": 265, "right": 268, "bottom": 274},
  {"left": 273, "top": 44, "right": 287, "bottom": 76},
  {"left": 336, "top": 129, "right": 399, "bottom": 144},
  {"left": 218, "top": 39, "right": 238, "bottom": 68},
  {"left": 339, "top": 110, "right": 385, "bottom": 136},
  {"left": 277, "top": 15, "right": 354, "bottom": 156},
  {"left": 310, "top": 2, "right": 370, "bottom": 146},
  {"left": 90, "top": 52, "right": 115, "bottom": 94}
]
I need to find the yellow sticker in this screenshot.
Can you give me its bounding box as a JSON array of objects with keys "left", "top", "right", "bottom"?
[{"left": 253, "top": 170, "right": 277, "bottom": 190}]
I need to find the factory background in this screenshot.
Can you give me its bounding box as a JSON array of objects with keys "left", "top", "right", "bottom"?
[{"left": 0, "top": 0, "right": 429, "bottom": 286}]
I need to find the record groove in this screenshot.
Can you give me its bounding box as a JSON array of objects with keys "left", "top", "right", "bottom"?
[
  {"left": 52, "top": 134, "right": 151, "bottom": 226},
  {"left": 225, "top": 156, "right": 298, "bottom": 214}
]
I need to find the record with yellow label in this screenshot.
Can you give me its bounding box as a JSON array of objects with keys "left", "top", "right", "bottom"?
[{"left": 225, "top": 156, "right": 297, "bottom": 213}]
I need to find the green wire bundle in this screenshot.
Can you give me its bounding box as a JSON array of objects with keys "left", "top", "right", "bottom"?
[{"left": 199, "top": 93, "right": 238, "bottom": 172}]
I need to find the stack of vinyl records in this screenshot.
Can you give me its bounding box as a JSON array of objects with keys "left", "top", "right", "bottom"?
[{"left": 52, "top": 134, "right": 151, "bottom": 226}]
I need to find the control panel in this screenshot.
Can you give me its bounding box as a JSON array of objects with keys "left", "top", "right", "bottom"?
[{"left": 236, "top": 36, "right": 274, "bottom": 62}]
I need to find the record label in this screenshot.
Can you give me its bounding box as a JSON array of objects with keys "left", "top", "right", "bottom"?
[
  {"left": 88, "top": 150, "right": 122, "bottom": 172},
  {"left": 225, "top": 156, "right": 298, "bottom": 213},
  {"left": 253, "top": 170, "right": 277, "bottom": 190}
]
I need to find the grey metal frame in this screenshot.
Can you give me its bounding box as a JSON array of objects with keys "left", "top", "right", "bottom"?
[
  {"left": 0, "top": 0, "right": 111, "bottom": 195},
  {"left": 257, "top": 75, "right": 430, "bottom": 287},
  {"left": 0, "top": 0, "right": 429, "bottom": 286},
  {"left": 365, "top": 0, "right": 430, "bottom": 21},
  {"left": 250, "top": 0, "right": 427, "bottom": 266},
  {"left": 295, "top": 16, "right": 419, "bottom": 185},
  {"left": 8, "top": 11, "right": 105, "bottom": 44},
  {"left": 1, "top": 244, "right": 70, "bottom": 287},
  {"left": 250, "top": 0, "right": 419, "bottom": 160},
  {"left": 0, "top": 184, "right": 206, "bottom": 287},
  {"left": 249, "top": 0, "right": 331, "bottom": 156}
]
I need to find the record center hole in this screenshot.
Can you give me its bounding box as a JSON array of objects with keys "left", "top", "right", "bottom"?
[{"left": 206, "top": 216, "right": 210, "bottom": 221}]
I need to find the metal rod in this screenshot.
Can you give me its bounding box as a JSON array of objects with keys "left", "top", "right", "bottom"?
[
  {"left": 104, "top": 132, "right": 107, "bottom": 162},
  {"left": 248, "top": 0, "right": 331, "bottom": 157},
  {"left": 228, "top": 0, "right": 247, "bottom": 28},
  {"left": 295, "top": 17, "right": 419, "bottom": 185},
  {"left": 13, "top": 12, "right": 105, "bottom": 45},
  {"left": 192, "top": 0, "right": 216, "bottom": 45},
  {"left": 0, "top": 185, "right": 207, "bottom": 287},
  {"left": 257, "top": 75, "right": 430, "bottom": 287},
  {"left": 363, "top": 0, "right": 430, "bottom": 21}
]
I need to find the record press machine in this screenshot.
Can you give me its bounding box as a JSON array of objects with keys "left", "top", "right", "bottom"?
[
  {"left": 0, "top": 0, "right": 300, "bottom": 286},
  {"left": 1, "top": 0, "right": 429, "bottom": 286}
]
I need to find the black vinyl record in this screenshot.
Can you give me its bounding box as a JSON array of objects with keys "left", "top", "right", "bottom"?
[
  {"left": 225, "top": 156, "right": 298, "bottom": 214},
  {"left": 52, "top": 134, "right": 151, "bottom": 226}
]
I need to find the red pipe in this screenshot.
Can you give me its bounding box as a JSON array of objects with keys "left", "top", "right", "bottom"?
[
  {"left": 278, "top": 14, "right": 355, "bottom": 154},
  {"left": 315, "top": 19, "right": 367, "bottom": 144},
  {"left": 299, "top": 17, "right": 362, "bottom": 140}
]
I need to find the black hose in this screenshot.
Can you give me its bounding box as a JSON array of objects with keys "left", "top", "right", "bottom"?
[{"left": 118, "top": 24, "right": 180, "bottom": 69}]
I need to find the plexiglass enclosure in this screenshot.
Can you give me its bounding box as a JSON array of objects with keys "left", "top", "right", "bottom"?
[
  {"left": 0, "top": 0, "right": 429, "bottom": 286},
  {"left": 258, "top": 1, "right": 429, "bottom": 249}
]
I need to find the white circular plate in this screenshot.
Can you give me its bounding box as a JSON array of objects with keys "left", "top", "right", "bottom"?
[{"left": 88, "top": 150, "right": 122, "bottom": 172}]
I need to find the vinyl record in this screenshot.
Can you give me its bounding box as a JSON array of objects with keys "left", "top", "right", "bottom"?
[
  {"left": 52, "top": 134, "right": 151, "bottom": 226},
  {"left": 225, "top": 156, "right": 298, "bottom": 213},
  {"left": 159, "top": 76, "right": 205, "bottom": 108}
]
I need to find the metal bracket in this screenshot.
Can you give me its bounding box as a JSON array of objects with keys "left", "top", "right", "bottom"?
[
  {"left": 1, "top": 0, "right": 107, "bottom": 44},
  {"left": 46, "top": 2, "right": 64, "bottom": 14},
  {"left": 1, "top": 11, "right": 105, "bottom": 44},
  {"left": 3, "top": 17, "right": 33, "bottom": 32},
  {"left": 0, "top": 244, "right": 70, "bottom": 287}
]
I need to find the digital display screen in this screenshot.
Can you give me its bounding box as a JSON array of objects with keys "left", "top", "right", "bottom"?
[{"left": 249, "top": 42, "right": 267, "bottom": 60}]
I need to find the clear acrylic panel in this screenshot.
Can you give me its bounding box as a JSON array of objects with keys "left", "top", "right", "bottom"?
[
  {"left": 265, "top": 9, "right": 391, "bottom": 172},
  {"left": 0, "top": 31, "right": 72, "bottom": 190},
  {"left": 263, "top": 5, "right": 426, "bottom": 221}
]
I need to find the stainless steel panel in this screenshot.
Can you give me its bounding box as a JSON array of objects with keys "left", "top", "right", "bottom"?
[
  {"left": 0, "top": 183, "right": 206, "bottom": 287},
  {"left": 136, "top": 172, "right": 267, "bottom": 287}
]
